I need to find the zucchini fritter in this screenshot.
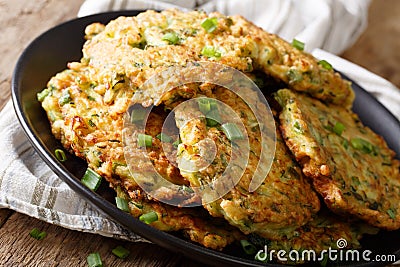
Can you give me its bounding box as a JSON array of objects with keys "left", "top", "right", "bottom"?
[
  {"left": 174, "top": 86, "right": 320, "bottom": 240},
  {"left": 82, "top": 9, "right": 353, "bottom": 108},
  {"left": 275, "top": 89, "right": 400, "bottom": 230},
  {"left": 40, "top": 65, "right": 243, "bottom": 250}
]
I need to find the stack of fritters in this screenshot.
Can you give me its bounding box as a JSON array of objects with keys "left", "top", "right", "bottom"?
[{"left": 38, "top": 9, "right": 400, "bottom": 263}]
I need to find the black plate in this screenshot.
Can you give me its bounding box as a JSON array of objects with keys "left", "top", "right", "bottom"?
[{"left": 11, "top": 11, "right": 400, "bottom": 267}]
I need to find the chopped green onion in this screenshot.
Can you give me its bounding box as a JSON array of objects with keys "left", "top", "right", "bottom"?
[
  {"left": 201, "top": 46, "right": 221, "bottom": 58},
  {"left": 87, "top": 252, "right": 103, "bottom": 267},
  {"left": 350, "top": 138, "right": 373, "bottom": 154},
  {"left": 197, "top": 98, "right": 211, "bottom": 114},
  {"left": 115, "top": 197, "right": 130, "bottom": 212},
  {"left": 179, "top": 185, "right": 194, "bottom": 194},
  {"left": 240, "top": 240, "right": 257, "bottom": 255},
  {"left": 201, "top": 17, "right": 218, "bottom": 33},
  {"left": 286, "top": 69, "right": 303, "bottom": 83},
  {"left": 387, "top": 208, "right": 396, "bottom": 219},
  {"left": 133, "top": 202, "right": 143, "bottom": 209},
  {"left": 29, "top": 228, "right": 47, "bottom": 240},
  {"left": 318, "top": 60, "right": 333, "bottom": 70},
  {"left": 162, "top": 32, "right": 179, "bottom": 44},
  {"left": 112, "top": 245, "right": 130, "bottom": 259},
  {"left": 221, "top": 123, "right": 244, "bottom": 141},
  {"left": 58, "top": 90, "right": 72, "bottom": 106},
  {"left": 156, "top": 133, "right": 173, "bottom": 143},
  {"left": 137, "top": 133, "right": 152, "bottom": 147},
  {"left": 292, "top": 39, "right": 305, "bottom": 51},
  {"left": 37, "top": 88, "right": 51, "bottom": 102},
  {"left": 342, "top": 139, "right": 349, "bottom": 149},
  {"left": 54, "top": 149, "right": 67, "bottom": 162},
  {"left": 333, "top": 122, "right": 345, "bottom": 136},
  {"left": 206, "top": 109, "right": 221, "bottom": 127},
  {"left": 172, "top": 138, "right": 181, "bottom": 148},
  {"left": 209, "top": 100, "right": 218, "bottom": 110},
  {"left": 293, "top": 121, "right": 303, "bottom": 134},
  {"left": 30, "top": 228, "right": 40, "bottom": 237},
  {"left": 130, "top": 108, "right": 147, "bottom": 124},
  {"left": 139, "top": 211, "right": 158, "bottom": 224},
  {"left": 81, "top": 168, "right": 102, "bottom": 191}
]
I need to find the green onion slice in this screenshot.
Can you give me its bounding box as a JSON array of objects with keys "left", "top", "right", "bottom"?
[
  {"left": 162, "top": 32, "right": 179, "bottom": 44},
  {"left": 172, "top": 138, "right": 182, "bottom": 148},
  {"left": 201, "top": 17, "right": 218, "bottom": 33},
  {"left": 54, "top": 149, "right": 67, "bottom": 162},
  {"left": 58, "top": 90, "right": 72, "bottom": 106},
  {"left": 293, "top": 121, "right": 303, "bottom": 134},
  {"left": 201, "top": 46, "right": 221, "bottom": 58},
  {"left": 156, "top": 133, "right": 173, "bottom": 143},
  {"left": 37, "top": 88, "right": 51, "bottom": 102},
  {"left": 287, "top": 69, "right": 303, "bottom": 83},
  {"left": 292, "top": 38, "right": 305, "bottom": 51},
  {"left": 139, "top": 211, "right": 158, "bottom": 224},
  {"left": 206, "top": 109, "right": 221, "bottom": 127},
  {"left": 387, "top": 208, "right": 396, "bottom": 219},
  {"left": 197, "top": 98, "right": 211, "bottom": 114},
  {"left": 81, "top": 168, "right": 102, "bottom": 191},
  {"left": 333, "top": 122, "right": 345, "bottom": 136},
  {"left": 350, "top": 138, "right": 373, "bottom": 154},
  {"left": 221, "top": 123, "right": 244, "bottom": 141},
  {"left": 115, "top": 197, "right": 130, "bottom": 212},
  {"left": 137, "top": 133, "right": 152, "bottom": 147},
  {"left": 130, "top": 108, "right": 147, "bottom": 124},
  {"left": 318, "top": 59, "right": 333, "bottom": 70},
  {"left": 87, "top": 252, "right": 103, "bottom": 267},
  {"left": 112, "top": 245, "right": 130, "bottom": 259},
  {"left": 342, "top": 139, "right": 349, "bottom": 149},
  {"left": 240, "top": 240, "right": 257, "bottom": 255},
  {"left": 30, "top": 228, "right": 47, "bottom": 240},
  {"left": 198, "top": 98, "right": 218, "bottom": 112}
]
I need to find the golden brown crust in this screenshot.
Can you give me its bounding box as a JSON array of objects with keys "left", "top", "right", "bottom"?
[
  {"left": 275, "top": 89, "right": 400, "bottom": 230},
  {"left": 174, "top": 86, "right": 320, "bottom": 240}
]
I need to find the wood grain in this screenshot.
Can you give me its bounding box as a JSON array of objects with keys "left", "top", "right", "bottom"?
[
  {"left": 341, "top": 0, "right": 400, "bottom": 88},
  {"left": 0, "top": 212, "right": 187, "bottom": 267},
  {"left": 0, "top": 0, "right": 82, "bottom": 110},
  {"left": 0, "top": 0, "right": 398, "bottom": 266}
]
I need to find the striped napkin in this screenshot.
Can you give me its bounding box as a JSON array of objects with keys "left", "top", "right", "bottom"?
[{"left": 1, "top": 0, "right": 399, "bottom": 243}]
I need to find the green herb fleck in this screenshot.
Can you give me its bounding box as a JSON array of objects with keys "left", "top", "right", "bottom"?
[
  {"left": 318, "top": 60, "right": 333, "bottom": 70},
  {"left": 292, "top": 39, "right": 305, "bottom": 51}
]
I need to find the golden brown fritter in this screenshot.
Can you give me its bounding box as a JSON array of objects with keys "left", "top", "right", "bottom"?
[
  {"left": 173, "top": 86, "right": 320, "bottom": 240},
  {"left": 275, "top": 89, "right": 400, "bottom": 230},
  {"left": 81, "top": 9, "right": 353, "bottom": 108},
  {"left": 39, "top": 65, "right": 243, "bottom": 250}
]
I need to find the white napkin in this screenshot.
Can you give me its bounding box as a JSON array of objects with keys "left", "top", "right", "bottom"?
[{"left": 1, "top": 0, "right": 400, "bottom": 244}]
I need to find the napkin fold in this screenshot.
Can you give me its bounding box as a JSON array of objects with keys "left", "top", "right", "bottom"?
[
  {"left": 1, "top": 0, "right": 400, "bottom": 243},
  {"left": 0, "top": 100, "right": 144, "bottom": 241}
]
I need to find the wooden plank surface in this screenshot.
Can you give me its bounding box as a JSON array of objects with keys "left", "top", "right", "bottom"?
[{"left": 0, "top": 0, "right": 399, "bottom": 266}]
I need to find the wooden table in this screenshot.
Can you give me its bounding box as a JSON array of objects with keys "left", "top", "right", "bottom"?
[{"left": 0, "top": 0, "right": 398, "bottom": 266}]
